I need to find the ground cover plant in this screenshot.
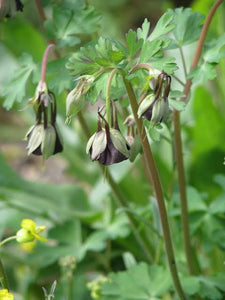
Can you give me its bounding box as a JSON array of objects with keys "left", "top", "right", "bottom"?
[{"left": 0, "top": 0, "right": 225, "bottom": 299}]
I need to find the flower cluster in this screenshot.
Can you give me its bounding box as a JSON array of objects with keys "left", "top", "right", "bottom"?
[
  {"left": 138, "top": 71, "right": 171, "bottom": 125},
  {"left": 25, "top": 81, "right": 63, "bottom": 160}
]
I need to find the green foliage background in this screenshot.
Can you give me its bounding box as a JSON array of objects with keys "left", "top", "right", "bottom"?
[{"left": 0, "top": 0, "right": 225, "bottom": 299}]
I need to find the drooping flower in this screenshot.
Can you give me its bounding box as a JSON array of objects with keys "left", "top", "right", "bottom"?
[
  {"left": 0, "top": 0, "right": 23, "bottom": 21},
  {"left": 86, "top": 110, "right": 130, "bottom": 165},
  {"left": 0, "top": 289, "right": 14, "bottom": 300},
  {"left": 25, "top": 87, "right": 63, "bottom": 159},
  {"left": 16, "top": 219, "right": 47, "bottom": 243},
  {"left": 25, "top": 124, "right": 63, "bottom": 159},
  {"left": 138, "top": 72, "right": 171, "bottom": 125}
]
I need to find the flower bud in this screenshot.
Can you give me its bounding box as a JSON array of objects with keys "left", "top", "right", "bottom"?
[
  {"left": 16, "top": 228, "right": 35, "bottom": 243},
  {"left": 66, "top": 87, "right": 85, "bottom": 122}
]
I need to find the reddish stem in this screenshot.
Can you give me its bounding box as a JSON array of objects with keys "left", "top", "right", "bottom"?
[
  {"left": 41, "top": 44, "right": 54, "bottom": 84},
  {"left": 182, "top": 0, "right": 224, "bottom": 101}
]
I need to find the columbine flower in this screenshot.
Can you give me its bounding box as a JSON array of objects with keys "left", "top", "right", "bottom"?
[
  {"left": 25, "top": 124, "right": 63, "bottom": 159},
  {"left": 16, "top": 219, "right": 47, "bottom": 243},
  {"left": 0, "top": 289, "right": 14, "bottom": 300},
  {"left": 25, "top": 82, "right": 63, "bottom": 159},
  {"left": 86, "top": 110, "right": 130, "bottom": 165},
  {"left": 138, "top": 72, "right": 171, "bottom": 125}
]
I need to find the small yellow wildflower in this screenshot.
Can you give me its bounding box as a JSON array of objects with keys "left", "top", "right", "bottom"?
[
  {"left": 0, "top": 289, "right": 14, "bottom": 300},
  {"left": 16, "top": 219, "right": 47, "bottom": 243}
]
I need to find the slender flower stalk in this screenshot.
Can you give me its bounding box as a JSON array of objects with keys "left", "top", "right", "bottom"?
[
  {"left": 106, "top": 69, "right": 118, "bottom": 124},
  {"left": 41, "top": 44, "right": 54, "bottom": 84},
  {"left": 122, "top": 75, "right": 187, "bottom": 300},
  {"left": 173, "top": 0, "right": 224, "bottom": 276},
  {"left": 0, "top": 236, "right": 17, "bottom": 247}
]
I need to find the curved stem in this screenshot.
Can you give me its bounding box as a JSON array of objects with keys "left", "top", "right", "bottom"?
[
  {"left": 122, "top": 76, "right": 186, "bottom": 300},
  {"left": 173, "top": 0, "right": 224, "bottom": 277},
  {"left": 0, "top": 236, "right": 17, "bottom": 247},
  {"left": 106, "top": 69, "right": 118, "bottom": 124},
  {"left": 77, "top": 112, "right": 153, "bottom": 263},
  {"left": 130, "top": 63, "right": 153, "bottom": 74},
  {"left": 41, "top": 44, "right": 55, "bottom": 84}
]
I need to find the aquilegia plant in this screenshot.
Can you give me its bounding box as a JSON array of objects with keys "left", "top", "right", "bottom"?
[{"left": 1, "top": 0, "right": 225, "bottom": 299}]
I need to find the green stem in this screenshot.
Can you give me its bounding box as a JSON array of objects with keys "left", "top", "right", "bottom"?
[
  {"left": 0, "top": 258, "right": 9, "bottom": 290},
  {"left": 0, "top": 236, "right": 17, "bottom": 247},
  {"left": 122, "top": 76, "right": 186, "bottom": 300},
  {"left": 179, "top": 46, "right": 188, "bottom": 79},
  {"left": 77, "top": 112, "right": 153, "bottom": 263},
  {"left": 173, "top": 0, "right": 224, "bottom": 277},
  {"left": 172, "top": 75, "right": 185, "bottom": 87},
  {"left": 173, "top": 111, "right": 195, "bottom": 275},
  {"left": 106, "top": 69, "right": 118, "bottom": 124}
]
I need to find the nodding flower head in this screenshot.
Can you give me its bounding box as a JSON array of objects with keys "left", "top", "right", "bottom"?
[
  {"left": 138, "top": 71, "right": 171, "bottom": 125},
  {"left": 86, "top": 109, "right": 130, "bottom": 165},
  {"left": 25, "top": 86, "right": 63, "bottom": 159},
  {"left": 66, "top": 76, "right": 94, "bottom": 123}
]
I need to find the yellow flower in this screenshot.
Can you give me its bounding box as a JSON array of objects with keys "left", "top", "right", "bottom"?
[
  {"left": 16, "top": 219, "right": 47, "bottom": 243},
  {"left": 0, "top": 289, "right": 14, "bottom": 300}
]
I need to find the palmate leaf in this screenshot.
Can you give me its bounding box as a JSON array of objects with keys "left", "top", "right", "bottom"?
[
  {"left": 102, "top": 263, "right": 171, "bottom": 300},
  {"left": 47, "top": 57, "right": 72, "bottom": 93},
  {"left": 66, "top": 37, "right": 126, "bottom": 77},
  {"left": 169, "top": 8, "right": 204, "bottom": 47},
  {"left": 44, "top": 5, "right": 101, "bottom": 48},
  {"left": 2, "top": 53, "right": 37, "bottom": 110}
]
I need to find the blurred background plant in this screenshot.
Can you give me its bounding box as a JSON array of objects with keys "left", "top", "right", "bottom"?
[{"left": 0, "top": 0, "right": 225, "bottom": 299}]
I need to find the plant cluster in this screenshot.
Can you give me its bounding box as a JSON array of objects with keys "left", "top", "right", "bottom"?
[{"left": 0, "top": 0, "right": 225, "bottom": 299}]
